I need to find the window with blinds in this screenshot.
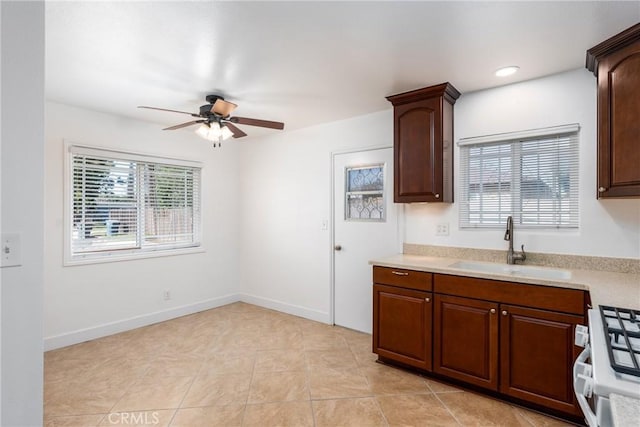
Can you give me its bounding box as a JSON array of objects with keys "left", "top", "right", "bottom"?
[
  {"left": 68, "top": 145, "right": 201, "bottom": 261},
  {"left": 458, "top": 124, "right": 579, "bottom": 229}
]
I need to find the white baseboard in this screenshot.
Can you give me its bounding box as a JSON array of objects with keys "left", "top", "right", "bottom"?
[
  {"left": 239, "top": 293, "right": 331, "bottom": 325},
  {"left": 43, "top": 293, "right": 240, "bottom": 351}
]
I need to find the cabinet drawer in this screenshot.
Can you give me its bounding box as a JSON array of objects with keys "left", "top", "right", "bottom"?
[
  {"left": 434, "top": 274, "right": 586, "bottom": 316},
  {"left": 373, "top": 266, "right": 432, "bottom": 291}
]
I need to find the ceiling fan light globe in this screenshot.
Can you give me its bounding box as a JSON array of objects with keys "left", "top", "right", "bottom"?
[
  {"left": 207, "top": 122, "right": 222, "bottom": 140},
  {"left": 195, "top": 123, "right": 210, "bottom": 139},
  {"left": 220, "top": 125, "right": 234, "bottom": 140}
]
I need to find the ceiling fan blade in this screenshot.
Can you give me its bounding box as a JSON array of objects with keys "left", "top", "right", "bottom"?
[
  {"left": 230, "top": 116, "right": 285, "bottom": 130},
  {"left": 163, "top": 120, "right": 204, "bottom": 130},
  {"left": 223, "top": 122, "right": 247, "bottom": 138},
  {"left": 138, "top": 106, "right": 199, "bottom": 117},
  {"left": 211, "top": 99, "right": 237, "bottom": 117}
]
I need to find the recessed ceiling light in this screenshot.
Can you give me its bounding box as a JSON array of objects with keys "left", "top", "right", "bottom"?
[{"left": 495, "top": 66, "right": 520, "bottom": 77}]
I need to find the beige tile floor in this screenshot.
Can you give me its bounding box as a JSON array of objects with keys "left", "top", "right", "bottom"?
[{"left": 45, "top": 302, "right": 576, "bottom": 426}]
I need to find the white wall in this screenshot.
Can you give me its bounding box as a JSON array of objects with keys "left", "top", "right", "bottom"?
[
  {"left": 238, "top": 110, "right": 392, "bottom": 322},
  {"left": 1, "top": 1, "right": 45, "bottom": 425},
  {"left": 405, "top": 68, "right": 640, "bottom": 259},
  {"left": 239, "top": 68, "right": 640, "bottom": 327},
  {"left": 44, "top": 102, "right": 241, "bottom": 349},
  {"left": 43, "top": 68, "right": 639, "bottom": 351}
]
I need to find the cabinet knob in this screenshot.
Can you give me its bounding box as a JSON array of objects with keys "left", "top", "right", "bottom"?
[
  {"left": 490, "top": 308, "right": 496, "bottom": 314},
  {"left": 502, "top": 310, "right": 508, "bottom": 316},
  {"left": 425, "top": 297, "right": 430, "bottom": 303},
  {"left": 334, "top": 245, "right": 342, "bottom": 251},
  {"left": 598, "top": 187, "right": 606, "bottom": 193},
  {"left": 435, "top": 193, "right": 440, "bottom": 199}
]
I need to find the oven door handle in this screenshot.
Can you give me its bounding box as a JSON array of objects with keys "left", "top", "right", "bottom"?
[{"left": 573, "top": 345, "right": 598, "bottom": 427}]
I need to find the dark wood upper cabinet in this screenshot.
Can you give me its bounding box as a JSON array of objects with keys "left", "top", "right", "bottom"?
[
  {"left": 587, "top": 23, "right": 640, "bottom": 198},
  {"left": 386, "top": 83, "right": 461, "bottom": 203}
]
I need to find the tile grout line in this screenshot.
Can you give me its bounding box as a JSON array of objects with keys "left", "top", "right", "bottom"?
[
  {"left": 165, "top": 336, "right": 218, "bottom": 426},
  {"left": 239, "top": 347, "right": 258, "bottom": 427},
  {"left": 304, "top": 348, "right": 317, "bottom": 427},
  {"left": 431, "top": 388, "right": 465, "bottom": 426}
]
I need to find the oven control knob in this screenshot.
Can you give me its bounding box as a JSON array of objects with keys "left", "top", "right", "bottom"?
[
  {"left": 575, "top": 325, "right": 589, "bottom": 347},
  {"left": 575, "top": 373, "right": 594, "bottom": 398},
  {"left": 575, "top": 361, "right": 592, "bottom": 378}
]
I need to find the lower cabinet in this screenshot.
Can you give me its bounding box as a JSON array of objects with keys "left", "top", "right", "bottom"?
[
  {"left": 432, "top": 295, "right": 582, "bottom": 415},
  {"left": 433, "top": 294, "right": 499, "bottom": 390},
  {"left": 373, "top": 284, "right": 432, "bottom": 370},
  {"left": 500, "top": 304, "right": 583, "bottom": 414},
  {"left": 373, "top": 268, "right": 587, "bottom": 419}
]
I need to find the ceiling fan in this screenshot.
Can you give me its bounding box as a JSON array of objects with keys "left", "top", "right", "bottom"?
[{"left": 138, "top": 95, "right": 285, "bottom": 146}]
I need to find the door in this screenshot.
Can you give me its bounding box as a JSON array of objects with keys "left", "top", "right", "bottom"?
[
  {"left": 333, "top": 148, "right": 398, "bottom": 333},
  {"left": 434, "top": 294, "right": 499, "bottom": 390},
  {"left": 373, "top": 284, "right": 432, "bottom": 370}
]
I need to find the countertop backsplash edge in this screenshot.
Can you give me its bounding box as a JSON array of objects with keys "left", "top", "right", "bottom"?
[{"left": 403, "top": 243, "right": 640, "bottom": 274}]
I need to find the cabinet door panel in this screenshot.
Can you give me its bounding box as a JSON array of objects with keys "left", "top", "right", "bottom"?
[
  {"left": 500, "top": 305, "right": 582, "bottom": 415},
  {"left": 434, "top": 294, "right": 498, "bottom": 390},
  {"left": 595, "top": 33, "right": 640, "bottom": 197},
  {"left": 373, "top": 284, "right": 432, "bottom": 370},
  {"left": 609, "top": 51, "right": 640, "bottom": 186},
  {"left": 395, "top": 99, "right": 441, "bottom": 201}
]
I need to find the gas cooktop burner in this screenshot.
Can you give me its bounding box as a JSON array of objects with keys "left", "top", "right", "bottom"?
[{"left": 600, "top": 305, "right": 640, "bottom": 377}]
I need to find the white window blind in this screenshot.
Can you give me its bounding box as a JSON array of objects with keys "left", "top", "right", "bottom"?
[
  {"left": 458, "top": 124, "right": 579, "bottom": 229},
  {"left": 69, "top": 146, "right": 201, "bottom": 260}
]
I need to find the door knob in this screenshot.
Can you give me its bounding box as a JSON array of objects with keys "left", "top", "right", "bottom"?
[{"left": 334, "top": 245, "right": 342, "bottom": 251}]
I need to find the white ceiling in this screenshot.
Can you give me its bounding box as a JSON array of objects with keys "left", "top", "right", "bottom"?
[{"left": 46, "top": 1, "right": 640, "bottom": 139}]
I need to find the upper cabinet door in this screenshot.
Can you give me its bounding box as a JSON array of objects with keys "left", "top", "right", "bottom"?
[
  {"left": 587, "top": 23, "right": 640, "bottom": 198},
  {"left": 387, "top": 83, "right": 460, "bottom": 203},
  {"left": 395, "top": 98, "right": 439, "bottom": 201}
]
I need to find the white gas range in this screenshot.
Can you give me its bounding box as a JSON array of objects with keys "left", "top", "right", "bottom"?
[{"left": 574, "top": 306, "right": 640, "bottom": 427}]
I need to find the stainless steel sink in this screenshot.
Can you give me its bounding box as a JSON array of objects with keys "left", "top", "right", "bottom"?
[{"left": 448, "top": 260, "right": 571, "bottom": 281}]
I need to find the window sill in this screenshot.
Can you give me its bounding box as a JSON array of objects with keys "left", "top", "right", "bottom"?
[{"left": 63, "top": 246, "right": 205, "bottom": 267}]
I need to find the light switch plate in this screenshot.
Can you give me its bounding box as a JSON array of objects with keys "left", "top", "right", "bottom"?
[{"left": 1, "top": 233, "right": 22, "bottom": 267}]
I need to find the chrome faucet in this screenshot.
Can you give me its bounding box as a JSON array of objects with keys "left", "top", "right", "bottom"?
[{"left": 504, "top": 215, "right": 526, "bottom": 265}]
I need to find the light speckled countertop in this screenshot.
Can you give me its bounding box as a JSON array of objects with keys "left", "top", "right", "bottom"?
[
  {"left": 610, "top": 393, "right": 640, "bottom": 427},
  {"left": 370, "top": 254, "right": 640, "bottom": 310}
]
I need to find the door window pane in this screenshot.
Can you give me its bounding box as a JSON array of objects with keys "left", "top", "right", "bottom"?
[{"left": 345, "top": 165, "right": 385, "bottom": 221}]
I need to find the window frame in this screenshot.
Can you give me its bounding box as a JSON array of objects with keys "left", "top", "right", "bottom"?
[
  {"left": 64, "top": 143, "right": 204, "bottom": 265},
  {"left": 458, "top": 124, "right": 580, "bottom": 230}
]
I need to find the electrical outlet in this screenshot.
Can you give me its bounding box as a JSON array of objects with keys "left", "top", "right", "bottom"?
[
  {"left": 436, "top": 223, "right": 450, "bottom": 236},
  {"left": 163, "top": 290, "right": 171, "bottom": 301}
]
